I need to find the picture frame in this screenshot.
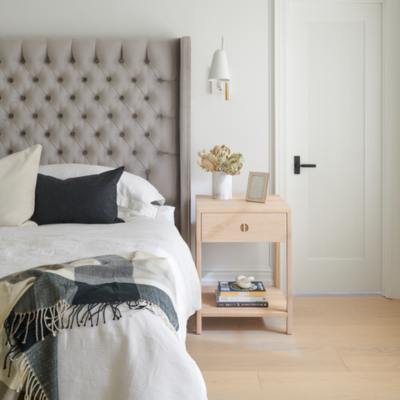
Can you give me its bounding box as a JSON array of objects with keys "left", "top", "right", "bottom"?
[{"left": 246, "top": 172, "right": 270, "bottom": 203}]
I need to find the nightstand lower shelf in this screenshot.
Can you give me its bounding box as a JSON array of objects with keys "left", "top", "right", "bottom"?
[{"left": 201, "top": 287, "right": 287, "bottom": 318}]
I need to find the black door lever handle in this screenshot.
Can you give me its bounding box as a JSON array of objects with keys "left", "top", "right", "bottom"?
[{"left": 294, "top": 155, "right": 317, "bottom": 174}]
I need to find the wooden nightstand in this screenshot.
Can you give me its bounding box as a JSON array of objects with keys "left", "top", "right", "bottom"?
[{"left": 195, "top": 195, "right": 292, "bottom": 334}]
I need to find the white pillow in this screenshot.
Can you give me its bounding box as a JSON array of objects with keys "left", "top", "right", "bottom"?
[
  {"left": 0, "top": 145, "right": 42, "bottom": 226},
  {"left": 39, "top": 164, "right": 165, "bottom": 207},
  {"left": 120, "top": 205, "right": 176, "bottom": 224}
]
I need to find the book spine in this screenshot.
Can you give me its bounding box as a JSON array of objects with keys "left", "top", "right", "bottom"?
[
  {"left": 216, "top": 302, "right": 269, "bottom": 308},
  {"left": 216, "top": 296, "right": 268, "bottom": 302}
]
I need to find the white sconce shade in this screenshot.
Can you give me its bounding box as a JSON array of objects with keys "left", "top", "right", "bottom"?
[
  {"left": 208, "top": 49, "right": 231, "bottom": 82},
  {"left": 208, "top": 37, "right": 231, "bottom": 100}
]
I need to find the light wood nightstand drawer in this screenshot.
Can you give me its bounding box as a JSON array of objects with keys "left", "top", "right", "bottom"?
[{"left": 201, "top": 212, "right": 286, "bottom": 243}]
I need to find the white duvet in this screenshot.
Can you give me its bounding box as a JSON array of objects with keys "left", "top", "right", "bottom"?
[{"left": 0, "top": 218, "right": 207, "bottom": 400}]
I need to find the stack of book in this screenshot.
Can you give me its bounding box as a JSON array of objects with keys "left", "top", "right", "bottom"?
[{"left": 216, "top": 281, "right": 268, "bottom": 307}]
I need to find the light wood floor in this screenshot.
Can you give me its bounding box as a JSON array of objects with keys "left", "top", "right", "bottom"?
[{"left": 187, "top": 296, "right": 400, "bottom": 400}]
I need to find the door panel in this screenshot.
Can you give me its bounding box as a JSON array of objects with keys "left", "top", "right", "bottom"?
[{"left": 285, "top": 1, "right": 382, "bottom": 293}]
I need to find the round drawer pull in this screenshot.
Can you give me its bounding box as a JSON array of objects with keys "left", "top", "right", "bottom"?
[{"left": 240, "top": 223, "right": 249, "bottom": 232}]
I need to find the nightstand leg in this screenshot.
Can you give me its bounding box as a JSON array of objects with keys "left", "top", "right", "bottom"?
[
  {"left": 274, "top": 242, "right": 281, "bottom": 289},
  {"left": 196, "top": 311, "right": 202, "bottom": 334},
  {"left": 195, "top": 208, "right": 203, "bottom": 335},
  {"left": 286, "top": 212, "right": 293, "bottom": 335}
]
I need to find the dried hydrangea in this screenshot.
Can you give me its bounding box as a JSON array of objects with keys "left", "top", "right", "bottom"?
[{"left": 198, "top": 145, "right": 243, "bottom": 175}]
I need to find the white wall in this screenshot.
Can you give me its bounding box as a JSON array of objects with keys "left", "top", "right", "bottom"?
[
  {"left": 383, "top": 0, "right": 400, "bottom": 298},
  {"left": 0, "top": 0, "right": 272, "bottom": 282}
]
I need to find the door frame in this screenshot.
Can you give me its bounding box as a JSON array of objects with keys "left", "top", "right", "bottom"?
[{"left": 272, "top": 0, "right": 398, "bottom": 297}]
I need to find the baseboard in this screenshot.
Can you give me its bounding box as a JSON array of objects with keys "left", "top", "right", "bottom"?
[{"left": 294, "top": 291, "right": 384, "bottom": 297}]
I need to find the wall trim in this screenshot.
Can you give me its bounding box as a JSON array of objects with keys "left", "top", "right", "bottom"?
[
  {"left": 273, "top": 0, "right": 288, "bottom": 199},
  {"left": 268, "top": 0, "right": 276, "bottom": 193},
  {"left": 381, "top": 0, "right": 400, "bottom": 298},
  {"left": 295, "top": 291, "right": 383, "bottom": 297}
]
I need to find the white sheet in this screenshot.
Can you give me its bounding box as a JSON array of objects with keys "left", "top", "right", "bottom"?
[{"left": 0, "top": 219, "right": 207, "bottom": 400}]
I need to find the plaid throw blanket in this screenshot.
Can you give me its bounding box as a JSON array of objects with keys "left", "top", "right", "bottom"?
[{"left": 0, "top": 252, "right": 179, "bottom": 400}]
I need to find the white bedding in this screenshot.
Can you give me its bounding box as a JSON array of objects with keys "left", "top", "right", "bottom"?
[{"left": 0, "top": 218, "right": 207, "bottom": 400}]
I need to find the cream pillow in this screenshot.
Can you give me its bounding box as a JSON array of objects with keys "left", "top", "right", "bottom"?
[{"left": 0, "top": 145, "right": 42, "bottom": 226}]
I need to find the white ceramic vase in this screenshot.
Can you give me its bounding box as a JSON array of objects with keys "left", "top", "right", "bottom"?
[{"left": 212, "top": 171, "right": 232, "bottom": 200}]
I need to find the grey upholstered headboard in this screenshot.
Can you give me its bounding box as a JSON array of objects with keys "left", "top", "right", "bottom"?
[{"left": 0, "top": 37, "right": 191, "bottom": 243}]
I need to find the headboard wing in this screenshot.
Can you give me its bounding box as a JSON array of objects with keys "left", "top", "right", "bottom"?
[{"left": 0, "top": 37, "right": 191, "bottom": 243}]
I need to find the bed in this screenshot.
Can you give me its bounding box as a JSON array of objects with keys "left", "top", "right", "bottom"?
[{"left": 0, "top": 38, "right": 206, "bottom": 400}]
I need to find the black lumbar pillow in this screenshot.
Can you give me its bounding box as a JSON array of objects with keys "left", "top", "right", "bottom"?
[{"left": 32, "top": 167, "right": 124, "bottom": 225}]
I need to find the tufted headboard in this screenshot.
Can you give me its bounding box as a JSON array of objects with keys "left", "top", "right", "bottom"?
[{"left": 0, "top": 37, "right": 191, "bottom": 243}]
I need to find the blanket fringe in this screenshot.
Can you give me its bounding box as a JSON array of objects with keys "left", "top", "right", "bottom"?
[
  {"left": 18, "top": 355, "right": 48, "bottom": 400},
  {"left": 7, "top": 300, "right": 68, "bottom": 344},
  {"left": 6, "top": 300, "right": 151, "bottom": 346}
]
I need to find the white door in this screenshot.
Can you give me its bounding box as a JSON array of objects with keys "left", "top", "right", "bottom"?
[{"left": 283, "top": 0, "right": 382, "bottom": 294}]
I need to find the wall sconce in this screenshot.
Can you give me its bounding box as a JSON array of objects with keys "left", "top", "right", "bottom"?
[{"left": 208, "top": 37, "right": 231, "bottom": 101}]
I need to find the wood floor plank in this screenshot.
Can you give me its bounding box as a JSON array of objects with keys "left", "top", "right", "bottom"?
[
  {"left": 202, "top": 371, "right": 262, "bottom": 400},
  {"left": 258, "top": 372, "right": 400, "bottom": 400},
  {"left": 187, "top": 296, "right": 400, "bottom": 400}
]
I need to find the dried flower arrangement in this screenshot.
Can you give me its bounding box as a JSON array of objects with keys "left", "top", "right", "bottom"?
[{"left": 198, "top": 145, "right": 244, "bottom": 175}]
